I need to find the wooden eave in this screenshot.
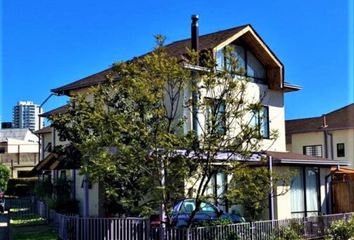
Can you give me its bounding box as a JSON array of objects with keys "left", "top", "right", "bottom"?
[{"left": 213, "top": 25, "right": 284, "bottom": 90}]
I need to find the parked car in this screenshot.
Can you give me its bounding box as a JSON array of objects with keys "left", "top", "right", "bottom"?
[{"left": 171, "top": 199, "right": 244, "bottom": 227}]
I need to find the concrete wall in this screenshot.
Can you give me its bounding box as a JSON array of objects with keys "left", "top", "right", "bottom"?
[{"left": 6, "top": 138, "right": 38, "bottom": 153}]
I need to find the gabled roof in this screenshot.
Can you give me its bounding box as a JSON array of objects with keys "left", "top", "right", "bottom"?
[
  {"left": 40, "top": 104, "right": 69, "bottom": 118},
  {"left": 34, "top": 126, "right": 52, "bottom": 135},
  {"left": 0, "top": 128, "right": 37, "bottom": 142},
  {"left": 52, "top": 24, "right": 286, "bottom": 95},
  {"left": 286, "top": 104, "right": 354, "bottom": 142}
]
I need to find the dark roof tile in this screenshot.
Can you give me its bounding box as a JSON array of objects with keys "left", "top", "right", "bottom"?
[
  {"left": 286, "top": 103, "right": 354, "bottom": 143},
  {"left": 52, "top": 25, "right": 248, "bottom": 94},
  {"left": 40, "top": 104, "right": 68, "bottom": 118}
]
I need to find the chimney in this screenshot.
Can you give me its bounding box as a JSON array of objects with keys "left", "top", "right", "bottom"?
[
  {"left": 191, "top": 15, "right": 199, "bottom": 136},
  {"left": 191, "top": 14, "right": 199, "bottom": 58},
  {"left": 321, "top": 115, "right": 328, "bottom": 128}
]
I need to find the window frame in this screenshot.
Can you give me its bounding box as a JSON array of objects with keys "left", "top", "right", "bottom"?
[
  {"left": 215, "top": 44, "right": 267, "bottom": 84},
  {"left": 290, "top": 167, "right": 321, "bottom": 217},
  {"left": 337, "top": 143, "right": 345, "bottom": 157},
  {"left": 303, "top": 145, "right": 323, "bottom": 158},
  {"left": 253, "top": 106, "right": 270, "bottom": 139},
  {"left": 205, "top": 98, "right": 227, "bottom": 135}
]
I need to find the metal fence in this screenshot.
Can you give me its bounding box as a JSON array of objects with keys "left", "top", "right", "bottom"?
[
  {"left": 52, "top": 213, "right": 353, "bottom": 240},
  {"left": 28, "top": 199, "right": 354, "bottom": 240}
]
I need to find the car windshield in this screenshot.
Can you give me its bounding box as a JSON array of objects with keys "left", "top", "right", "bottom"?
[
  {"left": 176, "top": 200, "right": 218, "bottom": 214},
  {"left": 179, "top": 200, "right": 195, "bottom": 213},
  {"left": 199, "top": 202, "right": 217, "bottom": 213}
]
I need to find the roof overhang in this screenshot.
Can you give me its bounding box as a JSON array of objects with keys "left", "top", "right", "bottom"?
[
  {"left": 278, "top": 159, "right": 350, "bottom": 166},
  {"left": 283, "top": 82, "right": 302, "bottom": 92},
  {"left": 213, "top": 25, "right": 284, "bottom": 90}
]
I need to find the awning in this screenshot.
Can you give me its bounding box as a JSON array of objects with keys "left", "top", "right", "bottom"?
[
  {"left": 31, "top": 153, "right": 60, "bottom": 174},
  {"left": 265, "top": 151, "right": 350, "bottom": 166},
  {"left": 331, "top": 167, "right": 354, "bottom": 174}
]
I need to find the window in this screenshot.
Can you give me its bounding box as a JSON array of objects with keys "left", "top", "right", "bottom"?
[
  {"left": 216, "top": 44, "right": 266, "bottom": 83},
  {"left": 337, "top": 143, "right": 345, "bottom": 157},
  {"left": 303, "top": 145, "right": 322, "bottom": 157},
  {"left": 0, "top": 147, "right": 5, "bottom": 154},
  {"left": 252, "top": 106, "right": 270, "bottom": 139},
  {"left": 60, "top": 170, "right": 67, "bottom": 180},
  {"left": 44, "top": 142, "right": 52, "bottom": 152},
  {"left": 205, "top": 172, "right": 227, "bottom": 209},
  {"left": 206, "top": 98, "right": 226, "bottom": 134},
  {"left": 290, "top": 167, "right": 320, "bottom": 217},
  {"left": 200, "top": 202, "right": 218, "bottom": 213}
]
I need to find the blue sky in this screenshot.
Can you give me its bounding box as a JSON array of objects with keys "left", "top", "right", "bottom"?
[{"left": 1, "top": 0, "right": 353, "bottom": 123}]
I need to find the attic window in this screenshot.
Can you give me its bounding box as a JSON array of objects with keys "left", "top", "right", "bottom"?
[{"left": 216, "top": 45, "right": 266, "bottom": 84}]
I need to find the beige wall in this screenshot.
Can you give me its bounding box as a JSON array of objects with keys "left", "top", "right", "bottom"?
[
  {"left": 75, "top": 171, "right": 101, "bottom": 216},
  {"left": 6, "top": 138, "right": 38, "bottom": 153},
  {"left": 289, "top": 132, "right": 325, "bottom": 156},
  {"left": 331, "top": 129, "right": 354, "bottom": 165},
  {"left": 273, "top": 166, "right": 331, "bottom": 219},
  {"left": 180, "top": 81, "right": 286, "bottom": 152},
  {"left": 288, "top": 129, "right": 354, "bottom": 167}
]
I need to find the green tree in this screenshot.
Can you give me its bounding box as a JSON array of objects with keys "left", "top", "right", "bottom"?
[
  {"left": 51, "top": 37, "right": 284, "bottom": 223},
  {"left": 0, "top": 164, "right": 10, "bottom": 191}
]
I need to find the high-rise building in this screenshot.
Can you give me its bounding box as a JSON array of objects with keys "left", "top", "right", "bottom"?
[{"left": 12, "top": 101, "right": 43, "bottom": 131}]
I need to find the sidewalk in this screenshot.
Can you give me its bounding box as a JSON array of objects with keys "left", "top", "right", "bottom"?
[{"left": 0, "top": 211, "right": 9, "bottom": 240}]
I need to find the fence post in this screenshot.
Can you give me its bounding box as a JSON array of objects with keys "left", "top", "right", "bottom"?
[
  {"left": 76, "top": 215, "right": 80, "bottom": 240},
  {"left": 251, "top": 222, "right": 255, "bottom": 240},
  {"left": 145, "top": 219, "right": 150, "bottom": 240}
]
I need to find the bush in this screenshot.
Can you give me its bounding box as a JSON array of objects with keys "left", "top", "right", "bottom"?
[
  {"left": 326, "top": 217, "right": 354, "bottom": 240},
  {"left": 34, "top": 179, "right": 53, "bottom": 199},
  {"left": 47, "top": 197, "right": 79, "bottom": 214},
  {"left": 271, "top": 224, "right": 303, "bottom": 240},
  {"left": 5, "top": 178, "right": 37, "bottom": 197},
  {"left": 0, "top": 164, "right": 10, "bottom": 191}
]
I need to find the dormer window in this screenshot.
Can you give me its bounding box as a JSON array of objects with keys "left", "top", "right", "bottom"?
[{"left": 216, "top": 44, "right": 266, "bottom": 84}]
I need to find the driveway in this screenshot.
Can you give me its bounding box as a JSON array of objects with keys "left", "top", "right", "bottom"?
[{"left": 0, "top": 211, "right": 9, "bottom": 240}]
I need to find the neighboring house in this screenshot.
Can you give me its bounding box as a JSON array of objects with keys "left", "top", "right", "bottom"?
[
  {"left": 0, "top": 128, "right": 39, "bottom": 178},
  {"left": 286, "top": 104, "right": 354, "bottom": 214},
  {"left": 35, "top": 21, "right": 348, "bottom": 219},
  {"left": 286, "top": 104, "right": 354, "bottom": 165}
]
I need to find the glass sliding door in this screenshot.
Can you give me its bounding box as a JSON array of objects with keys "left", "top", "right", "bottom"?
[
  {"left": 291, "top": 168, "right": 305, "bottom": 217},
  {"left": 290, "top": 167, "right": 320, "bottom": 217},
  {"left": 305, "top": 167, "right": 320, "bottom": 216}
]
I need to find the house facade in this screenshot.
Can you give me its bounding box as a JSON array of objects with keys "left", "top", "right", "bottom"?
[
  {"left": 35, "top": 20, "right": 348, "bottom": 219},
  {"left": 0, "top": 128, "right": 39, "bottom": 178},
  {"left": 286, "top": 104, "right": 354, "bottom": 166}
]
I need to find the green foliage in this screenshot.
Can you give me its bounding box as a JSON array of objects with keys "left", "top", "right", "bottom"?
[
  {"left": 325, "top": 217, "right": 354, "bottom": 240},
  {"left": 34, "top": 179, "right": 53, "bottom": 199},
  {"left": 12, "top": 225, "right": 58, "bottom": 240},
  {"left": 0, "top": 164, "right": 10, "bottom": 191},
  {"left": 223, "top": 232, "right": 241, "bottom": 240},
  {"left": 192, "top": 218, "right": 233, "bottom": 227},
  {"left": 271, "top": 223, "right": 304, "bottom": 240},
  {"left": 226, "top": 165, "right": 292, "bottom": 221},
  {"left": 5, "top": 178, "right": 37, "bottom": 197},
  {"left": 50, "top": 37, "right": 283, "bottom": 223}
]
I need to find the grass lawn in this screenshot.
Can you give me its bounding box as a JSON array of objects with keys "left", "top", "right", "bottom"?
[
  {"left": 10, "top": 213, "right": 46, "bottom": 225},
  {"left": 9, "top": 207, "right": 58, "bottom": 240},
  {"left": 12, "top": 225, "right": 57, "bottom": 240}
]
